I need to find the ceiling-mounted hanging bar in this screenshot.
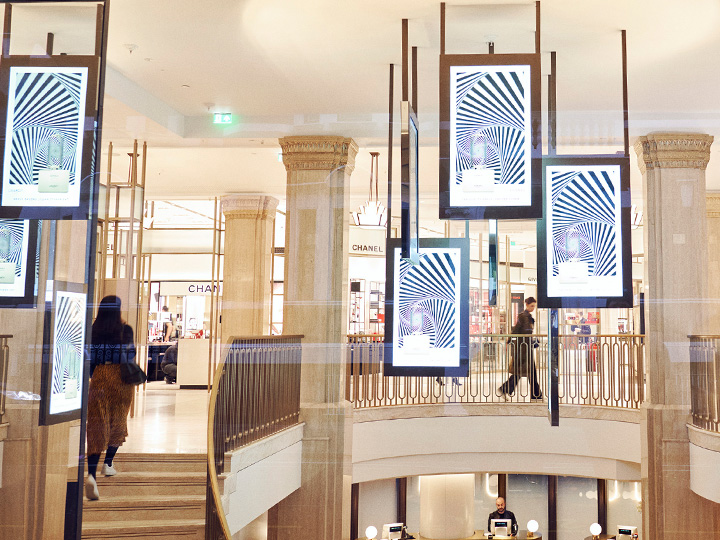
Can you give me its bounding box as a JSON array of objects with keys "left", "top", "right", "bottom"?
[{"left": 621, "top": 30, "right": 629, "bottom": 157}]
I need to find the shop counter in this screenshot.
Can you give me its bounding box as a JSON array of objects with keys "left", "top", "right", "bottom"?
[
  {"left": 176, "top": 338, "right": 211, "bottom": 388},
  {"left": 147, "top": 342, "right": 174, "bottom": 381}
]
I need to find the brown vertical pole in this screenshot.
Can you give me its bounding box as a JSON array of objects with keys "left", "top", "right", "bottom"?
[
  {"left": 45, "top": 32, "right": 54, "bottom": 56},
  {"left": 440, "top": 3, "right": 446, "bottom": 56},
  {"left": 597, "top": 479, "right": 608, "bottom": 534},
  {"left": 402, "top": 19, "right": 409, "bottom": 102},
  {"left": 95, "top": 4, "right": 103, "bottom": 57},
  {"left": 411, "top": 46, "right": 418, "bottom": 114},
  {"left": 535, "top": 1, "right": 541, "bottom": 54},
  {"left": 498, "top": 473, "right": 507, "bottom": 500},
  {"left": 548, "top": 51, "right": 557, "bottom": 156},
  {"left": 2, "top": 4, "right": 12, "bottom": 58},
  {"left": 548, "top": 475, "right": 558, "bottom": 540},
  {"left": 621, "top": 30, "right": 629, "bottom": 157},
  {"left": 396, "top": 477, "right": 407, "bottom": 525},
  {"left": 387, "top": 64, "right": 394, "bottom": 242},
  {"left": 351, "top": 483, "right": 360, "bottom": 540}
]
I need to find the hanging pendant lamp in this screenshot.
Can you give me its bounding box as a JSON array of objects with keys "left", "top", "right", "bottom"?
[{"left": 352, "top": 151, "right": 387, "bottom": 229}]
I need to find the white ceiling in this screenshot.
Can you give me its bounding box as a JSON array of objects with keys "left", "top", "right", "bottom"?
[{"left": 8, "top": 0, "right": 720, "bottom": 245}]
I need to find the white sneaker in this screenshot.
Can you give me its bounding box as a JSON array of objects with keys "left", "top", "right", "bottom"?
[
  {"left": 101, "top": 463, "right": 117, "bottom": 476},
  {"left": 85, "top": 475, "right": 99, "bottom": 500}
]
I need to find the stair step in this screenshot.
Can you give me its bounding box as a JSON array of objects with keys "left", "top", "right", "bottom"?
[
  {"left": 109, "top": 453, "right": 207, "bottom": 473},
  {"left": 81, "top": 518, "right": 205, "bottom": 539},
  {"left": 83, "top": 494, "right": 205, "bottom": 522},
  {"left": 92, "top": 471, "right": 207, "bottom": 497}
]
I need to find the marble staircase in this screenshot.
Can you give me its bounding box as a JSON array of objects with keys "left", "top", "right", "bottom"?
[{"left": 81, "top": 452, "right": 207, "bottom": 539}]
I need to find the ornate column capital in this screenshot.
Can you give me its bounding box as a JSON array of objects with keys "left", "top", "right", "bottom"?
[
  {"left": 634, "top": 132, "right": 713, "bottom": 174},
  {"left": 221, "top": 194, "right": 278, "bottom": 220},
  {"left": 278, "top": 136, "right": 358, "bottom": 174},
  {"left": 707, "top": 193, "right": 720, "bottom": 218}
]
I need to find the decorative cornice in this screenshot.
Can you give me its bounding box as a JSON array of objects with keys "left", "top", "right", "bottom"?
[
  {"left": 221, "top": 194, "right": 278, "bottom": 220},
  {"left": 707, "top": 193, "right": 720, "bottom": 218},
  {"left": 278, "top": 136, "right": 358, "bottom": 174},
  {"left": 634, "top": 133, "right": 713, "bottom": 174}
]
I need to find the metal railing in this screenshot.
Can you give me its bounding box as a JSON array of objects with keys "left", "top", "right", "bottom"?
[
  {"left": 0, "top": 335, "right": 11, "bottom": 423},
  {"left": 689, "top": 335, "right": 720, "bottom": 432},
  {"left": 347, "top": 333, "right": 644, "bottom": 409},
  {"left": 206, "top": 335, "right": 303, "bottom": 540}
]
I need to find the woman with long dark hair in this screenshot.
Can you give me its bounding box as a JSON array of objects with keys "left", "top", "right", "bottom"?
[{"left": 85, "top": 295, "right": 135, "bottom": 500}]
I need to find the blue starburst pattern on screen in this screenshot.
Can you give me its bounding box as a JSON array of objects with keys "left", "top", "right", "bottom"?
[
  {"left": 397, "top": 252, "right": 457, "bottom": 349},
  {"left": 51, "top": 293, "right": 85, "bottom": 398},
  {"left": 7, "top": 70, "right": 84, "bottom": 186},
  {"left": 550, "top": 168, "right": 618, "bottom": 277},
  {"left": 454, "top": 68, "right": 528, "bottom": 187}
]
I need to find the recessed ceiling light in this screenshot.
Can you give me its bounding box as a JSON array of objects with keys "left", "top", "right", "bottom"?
[{"left": 181, "top": 84, "right": 190, "bottom": 88}]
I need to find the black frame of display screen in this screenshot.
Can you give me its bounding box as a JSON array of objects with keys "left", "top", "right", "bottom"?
[
  {"left": 401, "top": 100, "right": 419, "bottom": 262},
  {"left": 537, "top": 155, "right": 633, "bottom": 309},
  {"left": 439, "top": 53, "right": 542, "bottom": 220},
  {"left": 39, "top": 281, "right": 88, "bottom": 426},
  {"left": 0, "top": 55, "right": 99, "bottom": 220},
  {"left": 0, "top": 218, "right": 38, "bottom": 307},
  {"left": 384, "top": 237, "right": 470, "bottom": 377}
]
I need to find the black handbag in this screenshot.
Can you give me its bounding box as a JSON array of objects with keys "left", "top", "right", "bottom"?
[{"left": 120, "top": 361, "right": 147, "bottom": 385}]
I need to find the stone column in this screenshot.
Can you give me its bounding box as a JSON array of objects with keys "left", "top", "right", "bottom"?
[
  {"left": 273, "top": 136, "right": 357, "bottom": 540},
  {"left": 635, "top": 133, "right": 720, "bottom": 540},
  {"left": 220, "top": 195, "right": 278, "bottom": 341},
  {"left": 707, "top": 193, "right": 720, "bottom": 329}
]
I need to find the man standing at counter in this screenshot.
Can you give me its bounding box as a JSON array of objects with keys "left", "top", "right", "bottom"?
[{"left": 488, "top": 497, "right": 518, "bottom": 536}]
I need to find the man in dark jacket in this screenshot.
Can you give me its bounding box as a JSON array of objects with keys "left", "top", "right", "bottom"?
[
  {"left": 499, "top": 297, "right": 542, "bottom": 401},
  {"left": 488, "top": 496, "right": 518, "bottom": 536},
  {"left": 161, "top": 342, "right": 178, "bottom": 384}
]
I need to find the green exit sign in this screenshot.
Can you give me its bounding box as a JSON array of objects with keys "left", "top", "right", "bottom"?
[{"left": 213, "top": 113, "right": 232, "bottom": 124}]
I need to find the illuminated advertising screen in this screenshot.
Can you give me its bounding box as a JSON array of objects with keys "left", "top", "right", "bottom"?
[
  {"left": 401, "top": 101, "right": 419, "bottom": 263},
  {"left": 40, "top": 282, "right": 88, "bottom": 425},
  {"left": 0, "top": 57, "right": 98, "bottom": 219},
  {"left": 538, "top": 156, "right": 632, "bottom": 308},
  {"left": 384, "top": 238, "right": 469, "bottom": 377},
  {"left": 439, "top": 54, "right": 542, "bottom": 220},
  {"left": 0, "top": 218, "right": 39, "bottom": 307},
  {"left": 49, "top": 291, "right": 86, "bottom": 415}
]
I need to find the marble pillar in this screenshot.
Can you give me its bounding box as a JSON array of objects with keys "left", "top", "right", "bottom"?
[
  {"left": 221, "top": 195, "right": 278, "bottom": 341},
  {"left": 635, "top": 133, "right": 720, "bottom": 540},
  {"left": 272, "top": 136, "right": 357, "bottom": 540},
  {"left": 707, "top": 193, "right": 720, "bottom": 329}
]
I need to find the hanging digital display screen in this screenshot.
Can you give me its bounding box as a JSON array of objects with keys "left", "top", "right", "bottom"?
[
  {"left": 0, "top": 218, "right": 39, "bottom": 307},
  {"left": 439, "top": 54, "right": 542, "bottom": 220},
  {"left": 538, "top": 156, "right": 632, "bottom": 308},
  {"left": 401, "top": 101, "right": 419, "bottom": 263},
  {"left": 384, "top": 238, "right": 469, "bottom": 377},
  {"left": 40, "top": 282, "right": 88, "bottom": 425},
  {"left": 0, "top": 57, "right": 99, "bottom": 220}
]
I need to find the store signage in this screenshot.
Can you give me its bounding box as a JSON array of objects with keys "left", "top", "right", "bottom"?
[
  {"left": 439, "top": 53, "right": 542, "bottom": 220},
  {"left": 384, "top": 237, "right": 470, "bottom": 377},
  {"left": 537, "top": 156, "right": 632, "bottom": 309},
  {"left": 349, "top": 227, "right": 385, "bottom": 256},
  {"left": 160, "top": 281, "right": 222, "bottom": 296}
]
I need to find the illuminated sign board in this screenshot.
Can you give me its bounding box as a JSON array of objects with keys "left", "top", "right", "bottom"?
[
  {"left": 0, "top": 57, "right": 99, "bottom": 219},
  {"left": 384, "top": 238, "right": 469, "bottom": 377},
  {"left": 538, "top": 156, "right": 632, "bottom": 308},
  {"left": 439, "top": 54, "right": 542, "bottom": 220}
]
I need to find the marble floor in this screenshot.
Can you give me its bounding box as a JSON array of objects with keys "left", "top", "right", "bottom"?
[{"left": 123, "top": 381, "right": 210, "bottom": 454}]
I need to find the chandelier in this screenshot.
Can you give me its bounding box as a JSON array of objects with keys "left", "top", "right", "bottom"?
[{"left": 352, "top": 152, "right": 388, "bottom": 229}]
